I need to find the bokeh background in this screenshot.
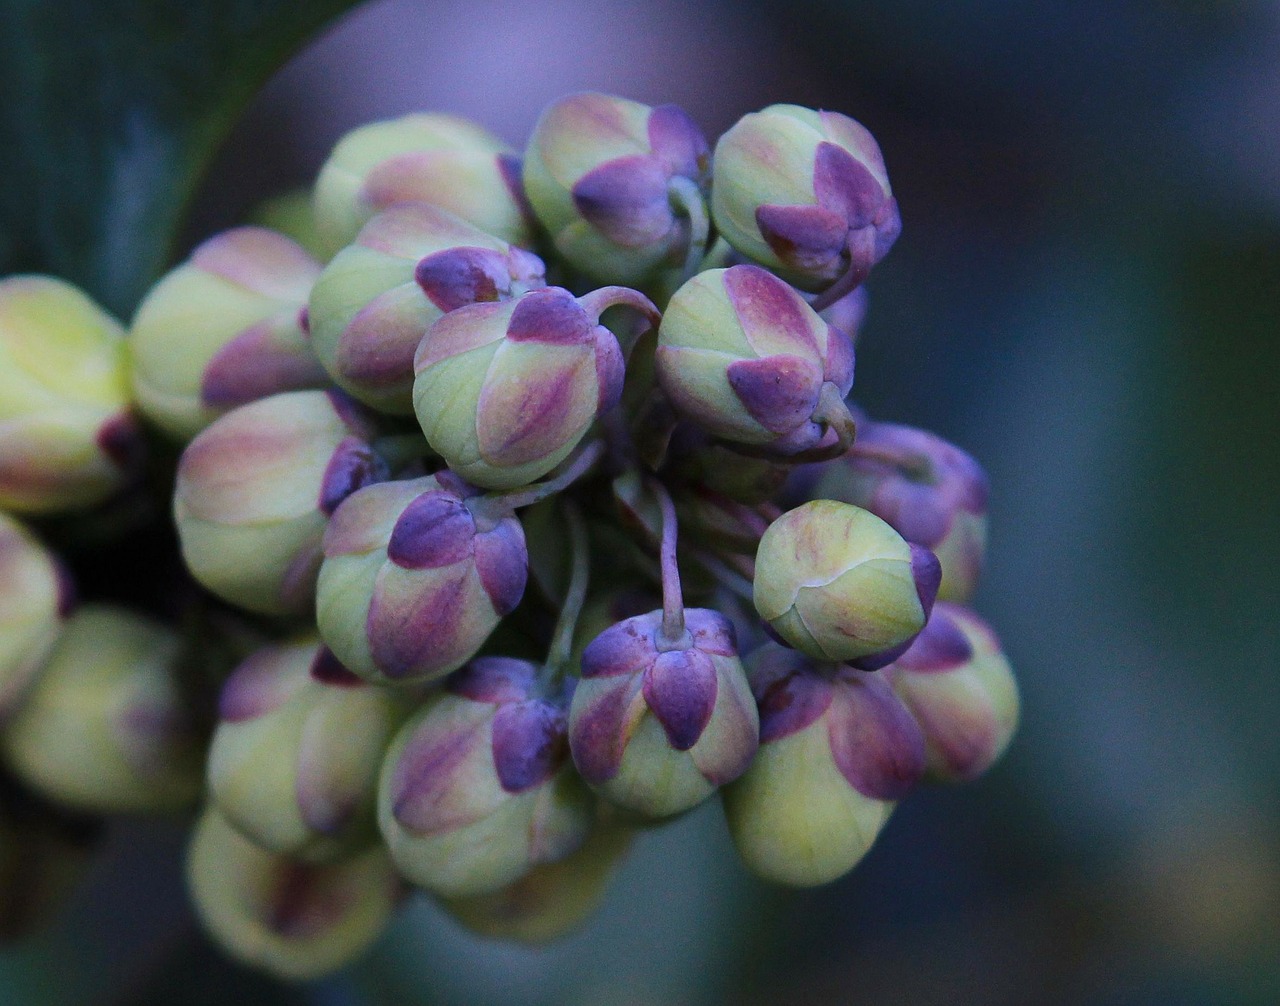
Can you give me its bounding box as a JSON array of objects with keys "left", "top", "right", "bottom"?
[{"left": 3, "top": 0, "right": 1278, "bottom": 1003}]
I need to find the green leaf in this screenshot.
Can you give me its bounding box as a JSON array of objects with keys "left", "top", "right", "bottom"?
[{"left": 0, "top": 0, "right": 364, "bottom": 319}]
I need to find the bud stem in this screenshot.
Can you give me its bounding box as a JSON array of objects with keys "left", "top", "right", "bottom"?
[
  {"left": 649, "top": 477, "right": 687, "bottom": 646},
  {"left": 488, "top": 440, "right": 605, "bottom": 512},
  {"left": 577, "top": 286, "right": 662, "bottom": 335},
  {"left": 796, "top": 384, "right": 859, "bottom": 462},
  {"left": 667, "top": 176, "right": 710, "bottom": 284},
  {"left": 541, "top": 501, "right": 590, "bottom": 686},
  {"left": 809, "top": 233, "right": 871, "bottom": 314},
  {"left": 848, "top": 443, "right": 937, "bottom": 484}
]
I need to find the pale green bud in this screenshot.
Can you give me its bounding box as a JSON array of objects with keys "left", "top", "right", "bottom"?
[{"left": 0, "top": 513, "right": 71, "bottom": 718}]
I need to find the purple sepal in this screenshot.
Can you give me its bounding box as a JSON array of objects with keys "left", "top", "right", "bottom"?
[
  {"left": 448, "top": 656, "right": 537, "bottom": 704},
  {"left": 726, "top": 355, "right": 822, "bottom": 434},
  {"left": 756, "top": 203, "right": 847, "bottom": 278},
  {"left": 319, "top": 438, "right": 386, "bottom": 516},
  {"left": 219, "top": 648, "right": 306, "bottom": 722},
  {"left": 894, "top": 607, "right": 973, "bottom": 673},
  {"left": 823, "top": 324, "right": 856, "bottom": 393},
  {"left": 200, "top": 317, "right": 328, "bottom": 408},
  {"left": 491, "top": 699, "right": 569, "bottom": 793},
  {"left": 748, "top": 646, "right": 833, "bottom": 743},
  {"left": 96, "top": 413, "right": 145, "bottom": 473},
  {"left": 497, "top": 153, "right": 534, "bottom": 220},
  {"left": 572, "top": 156, "right": 672, "bottom": 247},
  {"left": 472, "top": 518, "right": 528, "bottom": 616},
  {"left": 647, "top": 103, "right": 709, "bottom": 179},
  {"left": 310, "top": 647, "right": 364, "bottom": 687},
  {"left": 847, "top": 637, "right": 918, "bottom": 672},
  {"left": 827, "top": 671, "right": 926, "bottom": 800},
  {"left": 581, "top": 611, "right": 664, "bottom": 679},
  {"left": 505, "top": 287, "right": 594, "bottom": 346},
  {"left": 723, "top": 265, "right": 819, "bottom": 356},
  {"left": 684, "top": 608, "right": 739, "bottom": 656},
  {"left": 813, "top": 141, "right": 887, "bottom": 230},
  {"left": 387, "top": 490, "right": 476, "bottom": 569},
  {"left": 367, "top": 569, "right": 469, "bottom": 680},
  {"left": 642, "top": 648, "right": 717, "bottom": 751},
  {"left": 569, "top": 676, "right": 640, "bottom": 784},
  {"left": 910, "top": 543, "right": 942, "bottom": 616},
  {"left": 389, "top": 710, "right": 489, "bottom": 833},
  {"left": 415, "top": 247, "right": 514, "bottom": 311}
]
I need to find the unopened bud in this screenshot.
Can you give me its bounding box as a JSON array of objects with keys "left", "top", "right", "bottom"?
[{"left": 0, "top": 514, "right": 71, "bottom": 717}]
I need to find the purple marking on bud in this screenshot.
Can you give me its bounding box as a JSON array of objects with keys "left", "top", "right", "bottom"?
[
  {"left": 812, "top": 142, "right": 887, "bottom": 230},
  {"left": 414, "top": 247, "right": 510, "bottom": 312},
  {"left": 910, "top": 544, "right": 942, "bottom": 616},
  {"left": 823, "top": 324, "right": 856, "bottom": 392},
  {"left": 755, "top": 204, "right": 848, "bottom": 276},
  {"left": 569, "top": 676, "right": 641, "bottom": 784},
  {"left": 594, "top": 331, "right": 626, "bottom": 414},
  {"left": 723, "top": 265, "right": 820, "bottom": 356},
  {"left": 726, "top": 355, "right": 823, "bottom": 434},
  {"left": 367, "top": 570, "right": 469, "bottom": 680},
  {"left": 219, "top": 649, "right": 305, "bottom": 722},
  {"left": 389, "top": 709, "right": 490, "bottom": 832},
  {"left": 647, "top": 103, "right": 709, "bottom": 178},
  {"left": 847, "top": 637, "right": 918, "bottom": 673},
  {"left": 491, "top": 699, "right": 568, "bottom": 792},
  {"left": 201, "top": 318, "right": 328, "bottom": 408},
  {"left": 894, "top": 607, "right": 973, "bottom": 673},
  {"left": 472, "top": 520, "right": 528, "bottom": 616},
  {"left": 581, "top": 612, "right": 662, "bottom": 679},
  {"left": 323, "top": 388, "right": 377, "bottom": 438},
  {"left": 298, "top": 305, "right": 310, "bottom": 335},
  {"left": 318, "top": 438, "right": 386, "bottom": 516},
  {"left": 755, "top": 665, "right": 833, "bottom": 743},
  {"left": 95, "top": 413, "right": 143, "bottom": 472},
  {"left": 572, "top": 155, "right": 672, "bottom": 247},
  {"left": 265, "top": 863, "right": 342, "bottom": 939},
  {"left": 386, "top": 491, "right": 476, "bottom": 569},
  {"left": 827, "top": 672, "right": 926, "bottom": 800},
  {"left": 642, "top": 648, "right": 717, "bottom": 751},
  {"left": 685, "top": 608, "right": 739, "bottom": 657},
  {"left": 497, "top": 153, "right": 534, "bottom": 219},
  {"left": 448, "top": 656, "right": 537, "bottom": 704},
  {"left": 505, "top": 287, "right": 594, "bottom": 346},
  {"left": 310, "top": 646, "right": 364, "bottom": 687}
]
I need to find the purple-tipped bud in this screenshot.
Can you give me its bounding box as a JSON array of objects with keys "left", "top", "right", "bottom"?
[
  {"left": 568, "top": 608, "right": 758, "bottom": 818},
  {"left": 187, "top": 807, "right": 402, "bottom": 981},
  {"left": 0, "top": 605, "right": 202, "bottom": 814},
  {"left": 657, "top": 265, "right": 856, "bottom": 455},
  {"left": 207, "top": 640, "right": 407, "bottom": 862},
  {"left": 523, "top": 92, "right": 711, "bottom": 284},
  {"left": 313, "top": 112, "right": 534, "bottom": 256},
  {"left": 754, "top": 500, "right": 939, "bottom": 663},
  {"left": 414, "top": 285, "right": 654, "bottom": 489},
  {"left": 377, "top": 657, "right": 591, "bottom": 896},
  {"left": 887, "top": 604, "right": 1018, "bottom": 782},
  {"left": 0, "top": 514, "right": 71, "bottom": 718},
  {"left": 812, "top": 420, "right": 989, "bottom": 602},
  {"left": 129, "top": 228, "right": 329, "bottom": 441},
  {"left": 316, "top": 473, "right": 527, "bottom": 685},
  {"left": 712, "top": 105, "right": 900, "bottom": 293},
  {"left": 439, "top": 817, "right": 633, "bottom": 942},
  {"left": 722, "top": 643, "right": 925, "bottom": 886},
  {"left": 174, "top": 390, "right": 386, "bottom": 616},
  {"left": 0, "top": 276, "right": 141, "bottom": 514},
  {"left": 308, "top": 203, "right": 546, "bottom": 414}
]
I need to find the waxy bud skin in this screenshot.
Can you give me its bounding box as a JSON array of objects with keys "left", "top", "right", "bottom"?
[
  {"left": 723, "top": 643, "right": 925, "bottom": 886},
  {"left": 174, "top": 389, "right": 385, "bottom": 616},
  {"left": 187, "top": 807, "right": 401, "bottom": 981},
  {"left": 129, "top": 228, "right": 328, "bottom": 441},
  {"left": 754, "top": 500, "right": 940, "bottom": 665},
  {"left": 656, "top": 266, "right": 855, "bottom": 455},
  {"left": 813, "top": 421, "right": 989, "bottom": 602},
  {"left": 0, "top": 276, "right": 141, "bottom": 514},
  {"left": 569, "top": 608, "right": 758, "bottom": 818},
  {"left": 0, "top": 514, "right": 71, "bottom": 718},
  {"left": 414, "top": 286, "right": 640, "bottom": 489},
  {"left": 712, "top": 105, "right": 900, "bottom": 291},
  {"left": 887, "top": 604, "right": 1018, "bottom": 782},
  {"left": 439, "top": 818, "right": 633, "bottom": 942},
  {"left": 250, "top": 189, "right": 330, "bottom": 261},
  {"left": 207, "top": 641, "right": 407, "bottom": 862},
  {"left": 316, "top": 474, "right": 527, "bottom": 684},
  {"left": 1, "top": 605, "right": 201, "bottom": 814},
  {"left": 523, "top": 92, "right": 710, "bottom": 284},
  {"left": 378, "top": 657, "right": 592, "bottom": 896},
  {"left": 313, "top": 112, "right": 533, "bottom": 256},
  {"left": 309, "top": 203, "right": 545, "bottom": 414}
]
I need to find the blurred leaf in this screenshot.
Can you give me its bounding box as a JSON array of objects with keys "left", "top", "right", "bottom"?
[{"left": 0, "top": 0, "right": 363, "bottom": 318}]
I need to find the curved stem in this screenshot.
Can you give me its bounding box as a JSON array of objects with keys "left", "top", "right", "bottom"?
[
  {"left": 790, "top": 383, "right": 858, "bottom": 463},
  {"left": 697, "top": 236, "right": 736, "bottom": 272},
  {"left": 809, "top": 232, "right": 870, "bottom": 314},
  {"left": 487, "top": 440, "right": 605, "bottom": 512},
  {"left": 667, "top": 175, "right": 710, "bottom": 284},
  {"left": 578, "top": 286, "right": 662, "bottom": 333},
  {"left": 648, "top": 476, "right": 687, "bottom": 645},
  {"left": 541, "top": 501, "right": 590, "bottom": 686}
]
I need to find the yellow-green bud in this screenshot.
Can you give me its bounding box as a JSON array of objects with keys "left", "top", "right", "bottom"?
[{"left": 0, "top": 513, "right": 71, "bottom": 718}]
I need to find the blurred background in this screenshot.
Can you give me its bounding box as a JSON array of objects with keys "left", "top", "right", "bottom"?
[{"left": 3, "top": 0, "right": 1278, "bottom": 1003}]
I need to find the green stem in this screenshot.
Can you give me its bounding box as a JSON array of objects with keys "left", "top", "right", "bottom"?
[
  {"left": 648, "top": 477, "right": 688, "bottom": 646},
  {"left": 667, "top": 175, "right": 710, "bottom": 284},
  {"left": 486, "top": 440, "right": 605, "bottom": 512},
  {"left": 540, "top": 501, "right": 590, "bottom": 686}
]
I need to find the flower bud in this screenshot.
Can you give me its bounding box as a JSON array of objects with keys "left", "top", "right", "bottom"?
[
  {"left": 129, "top": 228, "right": 328, "bottom": 441},
  {"left": 666, "top": 427, "right": 792, "bottom": 504},
  {"left": 711, "top": 105, "right": 900, "bottom": 292},
  {"left": 811, "top": 421, "right": 989, "bottom": 602},
  {"left": 378, "top": 657, "right": 591, "bottom": 896},
  {"left": 656, "top": 265, "right": 855, "bottom": 456},
  {"left": 174, "top": 389, "right": 385, "bottom": 616},
  {"left": 722, "top": 643, "right": 925, "bottom": 886},
  {"left": 0, "top": 605, "right": 201, "bottom": 814},
  {"left": 0, "top": 276, "right": 141, "bottom": 514},
  {"left": 313, "top": 112, "right": 533, "bottom": 256},
  {"left": 308, "top": 203, "right": 545, "bottom": 414},
  {"left": 414, "top": 285, "right": 653, "bottom": 489},
  {"left": 438, "top": 818, "right": 632, "bottom": 943},
  {"left": 568, "top": 608, "right": 758, "bottom": 818},
  {"left": 754, "top": 500, "right": 940, "bottom": 665},
  {"left": 249, "top": 189, "right": 329, "bottom": 261},
  {"left": 316, "top": 473, "right": 527, "bottom": 684},
  {"left": 207, "top": 641, "right": 407, "bottom": 862},
  {"left": 523, "top": 92, "right": 710, "bottom": 284},
  {"left": 187, "top": 806, "right": 401, "bottom": 981},
  {"left": 0, "top": 514, "right": 72, "bottom": 718},
  {"left": 887, "top": 604, "right": 1018, "bottom": 782}
]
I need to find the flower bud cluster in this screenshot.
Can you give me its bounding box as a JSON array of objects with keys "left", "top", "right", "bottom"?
[{"left": 0, "top": 92, "right": 1018, "bottom": 978}]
